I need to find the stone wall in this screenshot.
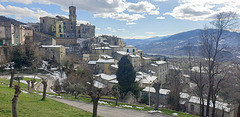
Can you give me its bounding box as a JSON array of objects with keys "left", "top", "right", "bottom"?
[{"left": 33, "top": 31, "right": 56, "bottom": 45}]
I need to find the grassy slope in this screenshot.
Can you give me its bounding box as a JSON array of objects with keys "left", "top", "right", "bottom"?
[{"left": 0, "top": 83, "right": 93, "bottom": 117}]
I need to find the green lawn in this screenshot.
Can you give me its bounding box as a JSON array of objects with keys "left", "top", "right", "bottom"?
[{"left": 0, "top": 83, "right": 93, "bottom": 117}]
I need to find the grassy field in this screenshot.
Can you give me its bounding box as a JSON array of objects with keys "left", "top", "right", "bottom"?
[{"left": 0, "top": 83, "right": 93, "bottom": 117}]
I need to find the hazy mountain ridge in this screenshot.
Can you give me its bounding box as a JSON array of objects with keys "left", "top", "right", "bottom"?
[
  {"left": 123, "top": 29, "right": 240, "bottom": 58},
  {"left": 0, "top": 16, "right": 26, "bottom": 25}
]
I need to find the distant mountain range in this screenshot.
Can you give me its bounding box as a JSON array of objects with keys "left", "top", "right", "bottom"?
[
  {"left": 0, "top": 16, "right": 25, "bottom": 25},
  {"left": 123, "top": 29, "right": 240, "bottom": 58}
]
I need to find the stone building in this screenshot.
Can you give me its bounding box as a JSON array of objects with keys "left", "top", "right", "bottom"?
[
  {"left": 0, "top": 22, "right": 26, "bottom": 45},
  {"left": 128, "top": 54, "right": 141, "bottom": 71},
  {"left": 40, "top": 6, "right": 95, "bottom": 38},
  {"left": 123, "top": 45, "right": 137, "bottom": 54},
  {"left": 147, "top": 61, "right": 168, "bottom": 84},
  {"left": 33, "top": 31, "right": 56, "bottom": 45},
  {"left": 40, "top": 6, "right": 76, "bottom": 37},
  {"left": 39, "top": 45, "right": 66, "bottom": 64},
  {"left": 76, "top": 24, "right": 95, "bottom": 38},
  {"left": 95, "top": 59, "right": 116, "bottom": 75}
]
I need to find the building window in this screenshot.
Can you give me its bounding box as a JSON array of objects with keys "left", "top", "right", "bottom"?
[
  {"left": 60, "top": 34, "right": 63, "bottom": 37},
  {"left": 59, "top": 29, "right": 61, "bottom": 32},
  {"left": 59, "top": 25, "right": 61, "bottom": 28},
  {"left": 71, "top": 22, "right": 72, "bottom": 25},
  {"left": 73, "top": 11, "right": 75, "bottom": 14},
  {"left": 127, "top": 49, "right": 129, "bottom": 52},
  {"left": 43, "top": 19, "right": 45, "bottom": 23},
  {"left": 71, "top": 26, "right": 72, "bottom": 29},
  {"left": 133, "top": 49, "right": 135, "bottom": 53}
]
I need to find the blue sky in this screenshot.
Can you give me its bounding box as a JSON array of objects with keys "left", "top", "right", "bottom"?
[{"left": 0, "top": 0, "right": 239, "bottom": 39}]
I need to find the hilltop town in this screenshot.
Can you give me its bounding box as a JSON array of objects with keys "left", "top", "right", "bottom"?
[{"left": 0, "top": 5, "right": 240, "bottom": 117}]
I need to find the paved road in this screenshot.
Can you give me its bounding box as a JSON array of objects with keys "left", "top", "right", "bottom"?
[
  {"left": 51, "top": 97, "right": 172, "bottom": 117},
  {"left": 35, "top": 75, "right": 55, "bottom": 93}
]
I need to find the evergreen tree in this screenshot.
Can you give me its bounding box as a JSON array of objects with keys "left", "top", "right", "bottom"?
[{"left": 116, "top": 56, "right": 136, "bottom": 97}]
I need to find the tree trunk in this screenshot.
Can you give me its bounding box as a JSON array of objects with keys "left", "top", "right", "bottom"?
[
  {"left": 206, "top": 75, "right": 212, "bottom": 117},
  {"left": 12, "top": 85, "right": 21, "bottom": 117},
  {"left": 31, "top": 79, "right": 36, "bottom": 89},
  {"left": 212, "top": 95, "right": 216, "bottom": 117},
  {"left": 115, "top": 95, "right": 118, "bottom": 105},
  {"left": 153, "top": 83, "right": 161, "bottom": 110},
  {"left": 42, "top": 81, "right": 47, "bottom": 101},
  {"left": 27, "top": 81, "right": 30, "bottom": 90},
  {"left": 9, "top": 68, "right": 14, "bottom": 88},
  {"left": 92, "top": 98, "right": 99, "bottom": 117},
  {"left": 237, "top": 103, "right": 240, "bottom": 117}
]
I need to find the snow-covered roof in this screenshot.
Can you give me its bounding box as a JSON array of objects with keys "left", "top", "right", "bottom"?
[
  {"left": 151, "top": 63, "right": 158, "bottom": 67},
  {"left": 97, "top": 59, "right": 115, "bottom": 63},
  {"left": 94, "top": 47, "right": 111, "bottom": 50},
  {"left": 188, "top": 96, "right": 231, "bottom": 112},
  {"left": 183, "top": 74, "right": 190, "bottom": 78},
  {"left": 100, "top": 54, "right": 113, "bottom": 59},
  {"left": 140, "top": 75, "right": 158, "bottom": 84},
  {"left": 88, "top": 61, "right": 97, "bottom": 65},
  {"left": 155, "top": 61, "right": 167, "bottom": 65},
  {"left": 129, "top": 54, "right": 140, "bottom": 58},
  {"left": 116, "top": 51, "right": 129, "bottom": 55},
  {"left": 109, "top": 45, "right": 120, "bottom": 48},
  {"left": 94, "top": 80, "right": 106, "bottom": 88},
  {"left": 109, "top": 79, "right": 118, "bottom": 84},
  {"left": 143, "top": 87, "right": 170, "bottom": 95},
  {"left": 96, "top": 73, "right": 116, "bottom": 81},
  {"left": 125, "top": 45, "right": 136, "bottom": 48},
  {"left": 41, "top": 45, "right": 62, "bottom": 48},
  {"left": 111, "top": 64, "right": 118, "bottom": 69},
  {"left": 142, "top": 57, "right": 151, "bottom": 60}
]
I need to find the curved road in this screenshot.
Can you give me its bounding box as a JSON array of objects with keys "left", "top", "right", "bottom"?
[{"left": 50, "top": 97, "right": 172, "bottom": 117}]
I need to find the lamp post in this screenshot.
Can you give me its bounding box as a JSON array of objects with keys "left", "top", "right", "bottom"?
[{"left": 148, "top": 80, "right": 152, "bottom": 107}]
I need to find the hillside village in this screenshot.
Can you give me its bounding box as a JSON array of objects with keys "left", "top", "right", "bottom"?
[{"left": 1, "top": 5, "right": 240, "bottom": 117}]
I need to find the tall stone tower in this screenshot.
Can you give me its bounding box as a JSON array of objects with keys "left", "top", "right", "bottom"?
[
  {"left": 69, "top": 6, "right": 76, "bottom": 37},
  {"left": 69, "top": 6, "right": 76, "bottom": 22}
]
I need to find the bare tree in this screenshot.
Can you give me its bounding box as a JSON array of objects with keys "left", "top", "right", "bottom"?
[
  {"left": 199, "top": 12, "right": 237, "bottom": 117},
  {"left": 12, "top": 85, "right": 21, "bottom": 117},
  {"left": 41, "top": 79, "right": 48, "bottom": 101}
]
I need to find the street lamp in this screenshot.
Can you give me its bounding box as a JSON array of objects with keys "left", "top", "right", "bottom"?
[{"left": 148, "top": 80, "right": 152, "bottom": 107}]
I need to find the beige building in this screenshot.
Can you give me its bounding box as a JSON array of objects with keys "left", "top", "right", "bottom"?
[
  {"left": 39, "top": 45, "right": 66, "bottom": 64},
  {"left": 96, "top": 59, "right": 116, "bottom": 75}
]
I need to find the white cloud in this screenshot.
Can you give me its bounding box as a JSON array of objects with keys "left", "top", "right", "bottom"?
[
  {"left": 126, "top": 1, "right": 156, "bottom": 13},
  {"left": 155, "top": 0, "right": 168, "bottom": 2},
  {"left": 1, "top": 0, "right": 161, "bottom": 23},
  {"left": 164, "top": 0, "right": 240, "bottom": 21},
  {"left": 156, "top": 16, "right": 165, "bottom": 19},
  {"left": 0, "top": 5, "right": 55, "bottom": 20},
  {"left": 2, "top": 0, "right": 126, "bottom": 13},
  {"left": 146, "top": 32, "right": 155, "bottom": 34},
  {"left": 96, "top": 27, "right": 101, "bottom": 30},
  {"left": 149, "top": 8, "right": 160, "bottom": 15},
  {"left": 117, "top": 28, "right": 126, "bottom": 32},
  {"left": 106, "top": 27, "right": 117, "bottom": 32},
  {"left": 77, "top": 20, "right": 90, "bottom": 25},
  {"left": 126, "top": 22, "right": 136, "bottom": 25},
  {"left": 94, "top": 13, "right": 145, "bottom": 22}
]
